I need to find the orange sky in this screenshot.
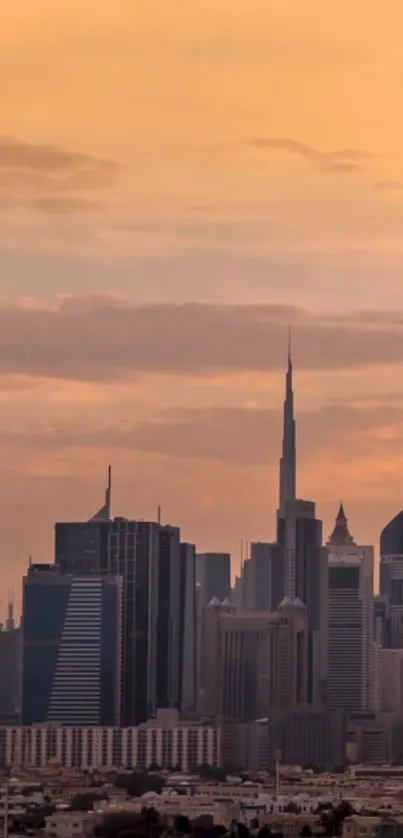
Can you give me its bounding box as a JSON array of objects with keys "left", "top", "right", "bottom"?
[{"left": 2, "top": 1, "right": 403, "bottom": 614}]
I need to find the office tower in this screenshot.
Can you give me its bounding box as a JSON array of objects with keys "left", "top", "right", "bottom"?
[
  {"left": 196, "top": 552, "right": 231, "bottom": 605},
  {"left": 56, "top": 514, "right": 181, "bottom": 725},
  {"left": 379, "top": 648, "right": 403, "bottom": 711},
  {"left": 22, "top": 564, "right": 121, "bottom": 726},
  {"left": 0, "top": 596, "right": 21, "bottom": 724},
  {"left": 293, "top": 501, "right": 328, "bottom": 705},
  {"left": 380, "top": 511, "right": 403, "bottom": 648},
  {"left": 204, "top": 598, "right": 307, "bottom": 719},
  {"left": 179, "top": 543, "right": 197, "bottom": 714},
  {"left": 238, "top": 542, "right": 284, "bottom": 613},
  {"left": 156, "top": 525, "right": 181, "bottom": 710},
  {"left": 326, "top": 504, "right": 375, "bottom": 711}
]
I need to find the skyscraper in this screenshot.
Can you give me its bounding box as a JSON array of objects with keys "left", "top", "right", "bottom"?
[
  {"left": 0, "top": 596, "right": 21, "bottom": 724},
  {"left": 380, "top": 511, "right": 403, "bottom": 647},
  {"left": 156, "top": 525, "right": 181, "bottom": 710},
  {"left": 196, "top": 552, "right": 231, "bottom": 605},
  {"left": 277, "top": 335, "right": 298, "bottom": 599},
  {"left": 179, "top": 543, "right": 197, "bottom": 714},
  {"left": 55, "top": 514, "right": 182, "bottom": 725},
  {"left": 278, "top": 332, "right": 296, "bottom": 519},
  {"left": 203, "top": 597, "right": 308, "bottom": 719},
  {"left": 326, "top": 505, "right": 375, "bottom": 711},
  {"left": 22, "top": 564, "right": 121, "bottom": 726}
]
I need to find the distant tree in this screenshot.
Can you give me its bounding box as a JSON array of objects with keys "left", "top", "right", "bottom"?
[
  {"left": 148, "top": 763, "right": 162, "bottom": 772},
  {"left": 70, "top": 792, "right": 108, "bottom": 811},
  {"left": 299, "top": 826, "right": 312, "bottom": 837},
  {"left": 257, "top": 827, "right": 271, "bottom": 838},
  {"left": 174, "top": 815, "right": 192, "bottom": 834}
]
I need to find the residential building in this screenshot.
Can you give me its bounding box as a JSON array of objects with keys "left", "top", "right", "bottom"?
[{"left": 0, "top": 711, "right": 219, "bottom": 771}]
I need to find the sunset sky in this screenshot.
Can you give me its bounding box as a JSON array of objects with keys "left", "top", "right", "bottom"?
[{"left": 2, "top": 0, "right": 403, "bottom": 613}]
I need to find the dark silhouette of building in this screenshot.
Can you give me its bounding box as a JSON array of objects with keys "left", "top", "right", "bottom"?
[
  {"left": 179, "top": 543, "right": 197, "bottom": 713},
  {"left": 0, "top": 596, "right": 21, "bottom": 724},
  {"left": 22, "top": 564, "right": 121, "bottom": 726},
  {"left": 196, "top": 552, "right": 231, "bottom": 605},
  {"left": 55, "top": 514, "right": 181, "bottom": 725}
]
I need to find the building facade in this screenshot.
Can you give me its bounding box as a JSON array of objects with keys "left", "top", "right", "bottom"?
[
  {"left": 56, "top": 517, "right": 181, "bottom": 725},
  {"left": 0, "top": 600, "right": 21, "bottom": 724},
  {"left": 179, "top": 543, "right": 197, "bottom": 714},
  {"left": 22, "top": 564, "right": 121, "bottom": 726},
  {"left": 0, "top": 713, "right": 219, "bottom": 771},
  {"left": 326, "top": 505, "right": 375, "bottom": 712},
  {"left": 204, "top": 599, "right": 308, "bottom": 720}
]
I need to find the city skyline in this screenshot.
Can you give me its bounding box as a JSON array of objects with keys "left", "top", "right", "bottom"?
[{"left": 2, "top": 1, "right": 403, "bottom": 608}]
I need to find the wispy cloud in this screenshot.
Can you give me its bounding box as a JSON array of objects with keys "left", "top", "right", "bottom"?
[
  {"left": 0, "top": 297, "right": 401, "bottom": 382},
  {"left": 375, "top": 180, "right": 403, "bottom": 191},
  {"left": 250, "top": 136, "right": 375, "bottom": 173},
  {"left": 0, "top": 136, "right": 126, "bottom": 215}
]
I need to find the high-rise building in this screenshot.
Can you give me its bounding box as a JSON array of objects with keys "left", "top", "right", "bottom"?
[
  {"left": 55, "top": 514, "right": 182, "bottom": 725},
  {"left": 235, "top": 542, "right": 284, "bottom": 613},
  {"left": 380, "top": 511, "right": 403, "bottom": 648},
  {"left": 0, "top": 596, "right": 21, "bottom": 724},
  {"left": 203, "top": 598, "right": 307, "bottom": 720},
  {"left": 22, "top": 564, "right": 121, "bottom": 726},
  {"left": 293, "top": 501, "right": 328, "bottom": 705},
  {"left": 179, "top": 544, "right": 197, "bottom": 714},
  {"left": 277, "top": 337, "right": 297, "bottom": 599},
  {"left": 196, "top": 552, "right": 231, "bottom": 605},
  {"left": 379, "top": 648, "right": 403, "bottom": 711},
  {"left": 156, "top": 525, "right": 181, "bottom": 710},
  {"left": 326, "top": 505, "right": 375, "bottom": 712}
]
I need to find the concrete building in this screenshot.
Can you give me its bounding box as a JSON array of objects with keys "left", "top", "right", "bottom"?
[
  {"left": 237, "top": 708, "right": 346, "bottom": 771},
  {"left": 347, "top": 711, "right": 403, "bottom": 764},
  {"left": 22, "top": 564, "right": 122, "bottom": 726},
  {"left": 379, "top": 648, "right": 403, "bottom": 711},
  {"left": 56, "top": 511, "right": 181, "bottom": 725},
  {"left": 326, "top": 505, "right": 375, "bottom": 712},
  {"left": 0, "top": 711, "right": 219, "bottom": 771},
  {"left": 204, "top": 598, "right": 308, "bottom": 719}
]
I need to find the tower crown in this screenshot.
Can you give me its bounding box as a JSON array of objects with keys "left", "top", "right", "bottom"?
[{"left": 327, "top": 502, "right": 355, "bottom": 546}]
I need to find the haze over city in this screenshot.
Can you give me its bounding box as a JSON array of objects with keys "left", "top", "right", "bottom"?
[{"left": 2, "top": 1, "right": 403, "bottom": 609}]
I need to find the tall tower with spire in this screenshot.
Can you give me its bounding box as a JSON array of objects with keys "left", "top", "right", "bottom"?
[{"left": 278, "top": 330, "right": 296, "bottom": 518}]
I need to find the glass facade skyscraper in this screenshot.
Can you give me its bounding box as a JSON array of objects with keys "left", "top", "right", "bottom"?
[{"left": 22, "top": 564, "right": 121, "bottom": 726}]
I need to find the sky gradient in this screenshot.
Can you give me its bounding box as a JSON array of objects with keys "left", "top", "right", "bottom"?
[{"left": 2, "top": 1, "right": 403, "bottom": 613}]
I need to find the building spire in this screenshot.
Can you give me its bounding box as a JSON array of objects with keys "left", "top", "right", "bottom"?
[
  {"left": 89, "top": 465, "right": 112, "bottom": 522},
  {"left": 278, "top": 328, "right": 296, "bottom": 517},
  {"left": 6, "top": 591, "right": 15, "bottom": 631}
]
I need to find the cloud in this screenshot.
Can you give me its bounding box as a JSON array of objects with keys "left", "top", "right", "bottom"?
[
  {"left": 31, "top": 197, "right": 105, "bottom": 215},
  {"left": 375, "top": 180, "right": 403, "bottom": 191},
  {"left": 2, "top": 402, "right": 403, "bottom": 466},
  {"left": 0, "top": 136, "right": 126, "bottom": 214},
  {"left": 250, "top": 136, "right": 374, "bottom": 173},
  {"left": 0, "top": 297, "right": 401, "bottom": 382}
]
